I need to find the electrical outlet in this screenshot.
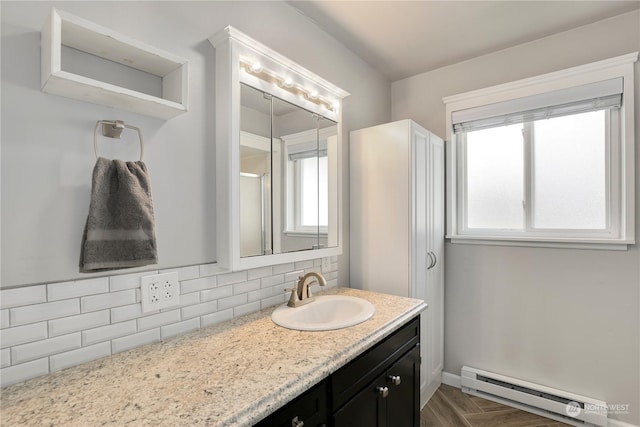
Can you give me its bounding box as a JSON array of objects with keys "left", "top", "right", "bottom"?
[{"left": 140, "top": 272, "right": 180, "bottom": 313}]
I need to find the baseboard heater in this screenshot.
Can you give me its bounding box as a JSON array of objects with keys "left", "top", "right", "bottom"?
[{"left": 461, "top": 366, "right": 607, "bottom": 427}]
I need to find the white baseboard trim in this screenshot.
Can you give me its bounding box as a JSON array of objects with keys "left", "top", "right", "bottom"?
[
  {"left": 439, "top": 372, "right": 638, "bottom": 427},
  {"left": 608, "top": 420, "right": 640, "bottom": 427},
  {"left": 441, "top": 371, "right": 461, "bottom": 388}
]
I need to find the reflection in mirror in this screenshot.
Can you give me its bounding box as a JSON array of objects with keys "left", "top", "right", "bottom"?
[
  {"left": 239, "top": 83, "right": 338, "bottom": 258},
  {"left": 239, "top": 84, "right": 272, "bottom": 257}
]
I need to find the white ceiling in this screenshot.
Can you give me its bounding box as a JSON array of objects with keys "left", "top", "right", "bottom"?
[{"left": 286, "top": 0, "right": 640, "bottom": 81}]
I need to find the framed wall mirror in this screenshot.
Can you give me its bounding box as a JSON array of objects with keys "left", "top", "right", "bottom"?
[{"left": 210, "top": 26, "right": 348, "bottom": 272}]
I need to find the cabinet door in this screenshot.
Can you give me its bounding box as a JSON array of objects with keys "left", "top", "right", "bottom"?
[
  {"left": 386, "top": 346, "right": 420, "bottom": 427},
  {"left": 427, "top": 136, "right": 445, "bottom": 389},
  {"left": 333, "top": 346, "right": 420, "bottom": 427},
  {"left": 255, "top": 381, "right": 327, "bottom": 427},
  {"left": 333, "top": 381, "right": 385, "bottom": 427}
]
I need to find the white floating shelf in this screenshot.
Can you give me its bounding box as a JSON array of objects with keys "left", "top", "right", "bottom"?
[{"left": 41, "top": 8, "right": 188, "bottom": 120}]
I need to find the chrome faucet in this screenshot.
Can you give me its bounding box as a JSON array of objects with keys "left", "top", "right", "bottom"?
[{"left": 285, "top": 271, "right": 327, "bottom": 307}]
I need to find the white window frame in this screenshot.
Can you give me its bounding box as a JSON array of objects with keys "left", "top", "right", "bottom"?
[
  {"left": 443, "top": 52, "right": 637, "bottom": 250},
  {"left": 282, "top": 127, "right": 334, "bottom": 237}
]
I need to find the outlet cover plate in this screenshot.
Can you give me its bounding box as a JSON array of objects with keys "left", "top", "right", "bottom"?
[{"left": 140, "top": 272, "right": 180, "bottom": 313}]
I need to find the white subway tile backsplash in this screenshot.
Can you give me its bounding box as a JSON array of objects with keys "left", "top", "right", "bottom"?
[
  {"left": 248, "top": 288, "right": 274, "bottom": 303},
  {"left": 112, "top": 329, "right": 160, "bottom": 354},
  {"left": 0, "top": 322, "right": 48, "bottom": 349},
  {"left": 50, "top": 342, "right": 111, "bottom": 373},
  {"left": 109, "top": 271, "right": 156, "bottom": 292},
  {"left": 247, "top": 266, "right": 273, "bottom": 280},
  {"left": 82, "top": 320, "right": 137, "bottom": 346},
  {"left": 81, "top": 290, "right": 136, "bottom": 313},
  {"left": 11, "top": 333, "right": 80, "bottom": 364},
  {"left": 10, "top": 300, "right": 80, "bottom": 326},
  {"left": 201, "top": 309, "right": 233, "bottom": 327},
  {"left": 233, "top": 280, "right": 260, "bottom": 295},
  {"left": 47, "top": 277, "right": 109, "bottom": 301},
  {"left": 199, "top": 263, "right": 226, "bottom": 278},
  {"left": 1, "top": 310, "right": 9, "bottom": 329},
  {"left": 0, "top": 286, "right": 46, "bottom": 309},
  {"left": 161, "top": 318, "right": 200, "bottom": 340},
  {"left": 218, "top": 294, "right": 247, "bottom": 311},
  {"left": 111, "top": 304, "right": 153, "bottom": 323},
  {"left": 294, "top": 260, "right": 314, "bottom": 270},
  {"left": 137, "top": 310, "right": 180, "bottom": 331},
  {"left": 284, "top": 270, "right": 304, "bottom": 284},
  {"left": 201, "top": 285, "right": 233, "bottom": 302},
  {"left": 233, "top": 301, "right": 260, "bottom": 317},
  {"left": 161, "top": 265, "right": 199, "bottom": 281},
  {"left": 0, "top": 348, "right": 10, "bottom": 368},
  {"left": 0, "top": 358, "right": 49, "bottom": 387},
  {"left": 177, "top": 292, "right": 200, "bottom": 308},
  {"left": 272, "top": 263, "right": 295, "bottom": 275},
  {"left": 49, "top": 310, "right": 110, "bottom": 337},
  {"left": 0, "top": 257, "right": 339, "bottom": 386},
  {"left": 260, "top": 274, "right": 285, "bottom": 288},
  {"left": 217, "top": 271, "right": 248, "bottom": 287},
  {"left": 181, "top": 276, "right": 216, "bottom": 294},
  {"left": 261, "top": 294, "right": 286, "bottom": 309},
  {"left": 181, "top": 301, "right": 217, "bottom": 320}
]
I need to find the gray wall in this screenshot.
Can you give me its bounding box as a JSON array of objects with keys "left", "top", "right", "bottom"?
[
  {"left": 1, "top": 1, "right": 391, "bottom": 288},
  {"left": 392, "top": 11, "right": 640, "bottom": 424}
]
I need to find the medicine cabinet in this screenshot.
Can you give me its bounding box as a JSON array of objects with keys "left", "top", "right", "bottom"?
[{"left": 209, "top": 26, "right": 349, "bottom": 271}]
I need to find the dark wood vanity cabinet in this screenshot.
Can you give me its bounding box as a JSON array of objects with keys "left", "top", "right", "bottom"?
[
  {"left": 254, "top": 381, "right": 328, "bottom": 427},
  {"left": 332, "top": 317, "right": 420, "bottom": 427},
  {"left": 255, "top": 316, "right": 420, "bottom": 427}
]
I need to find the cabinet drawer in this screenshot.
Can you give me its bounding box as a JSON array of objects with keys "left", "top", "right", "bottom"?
[
  {"left": 254, "top": 381, "right": 328, "bottom": 427},
  {"left": 331, "top": 316, "right": 419, "bottom": 409}
]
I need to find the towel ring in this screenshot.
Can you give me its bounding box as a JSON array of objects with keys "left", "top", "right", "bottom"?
[{"left": 94, "top": 120, "right": 144, "bottom": 161}]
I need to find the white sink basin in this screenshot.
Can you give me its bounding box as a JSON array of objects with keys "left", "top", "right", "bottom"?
[{"left": 271, "top": 295, "right": 375, "bottom": 331}]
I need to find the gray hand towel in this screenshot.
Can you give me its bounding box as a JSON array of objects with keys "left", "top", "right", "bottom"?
[{"left": 80, "top": 157, "right": 158, "bottom": 272}]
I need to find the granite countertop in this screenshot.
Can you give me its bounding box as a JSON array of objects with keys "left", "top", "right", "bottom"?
[{"left": 0, "top": 287, "right": 426, "bottom": 426}]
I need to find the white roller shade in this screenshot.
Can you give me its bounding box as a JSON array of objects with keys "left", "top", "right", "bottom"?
[{"left": 453, "top": 78, "right": 623, "bottom": 133}]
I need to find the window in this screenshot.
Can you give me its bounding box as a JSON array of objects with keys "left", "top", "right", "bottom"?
[
  {"left": 444, "top": 53, "right": 637, "bottom": 249},
  {"left": 285, "top": 137, "right": 330, "bottom": 235},
  {"left": 293, "top": 154, "right": 328, "bottom": 232}
]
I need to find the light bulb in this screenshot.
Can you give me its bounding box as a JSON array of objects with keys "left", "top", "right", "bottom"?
[
  {"left": 332, "top": 100, "right": 340, "bottom": 110},
  {"left": 250, "top": 61, "right": 263, "bottom": 73},
  {"left": 309, "top": 89, "right": 319, "bottom": 99},
  {"left": 283, "top": 77, "right": 294, "bottom": 87}
]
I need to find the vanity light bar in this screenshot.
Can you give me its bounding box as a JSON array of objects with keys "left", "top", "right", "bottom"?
[{"left": 240, "top": 60, "right": 339, "bottom": 112}]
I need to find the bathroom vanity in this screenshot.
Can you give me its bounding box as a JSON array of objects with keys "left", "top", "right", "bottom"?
[
  {"left": 0, "top": 288, "right": 426, "bottom": 426},
  {"left": 257, "top": 315, "right": 420, "bottom": 427}
]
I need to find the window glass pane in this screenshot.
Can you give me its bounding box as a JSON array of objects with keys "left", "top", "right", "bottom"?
[
  {"left": 532, "top": 110, "right": 607, "bottom": 229},
  {"left": 299, "top": 157, "right": 328, "bottom": 227},
  {"left": 466, "top": 125, "right": 524, "bottom": 229}
]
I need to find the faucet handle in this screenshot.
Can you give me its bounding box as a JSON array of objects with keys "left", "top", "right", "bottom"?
[{"left": 284, "top": 287, "right": 299, "bottom": 307}]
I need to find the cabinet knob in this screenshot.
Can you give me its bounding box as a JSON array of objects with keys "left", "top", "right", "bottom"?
[
  {"left": 376, "top": 386, "right": 389, "bottom": 398},
  {"left": 388, "top": 375, "right": 402, "bottom": 386},
  {"left": 291, "top": 416, "right": 304, "bottom": 427}
]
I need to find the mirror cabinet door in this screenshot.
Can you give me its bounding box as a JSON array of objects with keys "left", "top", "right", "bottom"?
[
  {"left": 239, "top": 83, "right": 338, "bottom": 258},
  {"left": 239, "top": 84, "right": 272, "bottom": 258},
  {"left": 273, "top": 95, "right": 321, "bottom": 254}
]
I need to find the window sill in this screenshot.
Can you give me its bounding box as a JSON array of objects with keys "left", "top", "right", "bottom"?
[
  {"left": 284, "top": 230, "right": 328, "bottom": 238},
  {"left": 447, "top": 235, "right": 634, "bottom": 251}
]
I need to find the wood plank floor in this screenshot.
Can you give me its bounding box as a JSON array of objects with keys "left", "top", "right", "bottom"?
[{"left": 421, "top": 384, "right": 572, "bottom": 427}]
